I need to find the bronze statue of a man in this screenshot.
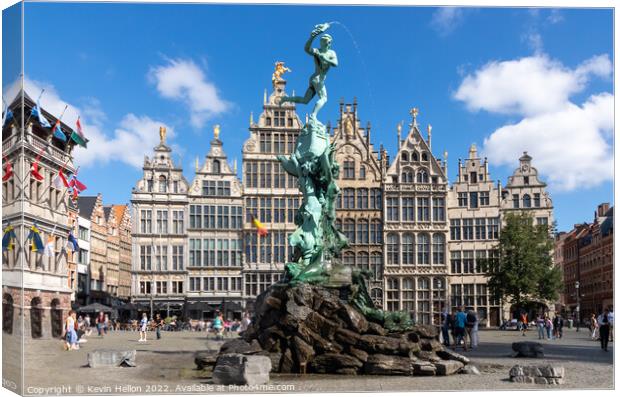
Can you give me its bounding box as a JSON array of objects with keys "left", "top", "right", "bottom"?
[{"left": 279, "top": 23, "right": 338, "bottom": 119}]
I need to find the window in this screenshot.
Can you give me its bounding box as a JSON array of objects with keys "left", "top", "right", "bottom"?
[
  {"left": 470, "top": 192, "right": 479, "bottom": 208},
  {"left": 172, "top": 281, "right": 183, "bottom": 294},
  {"left": 189, "top": 205, "right": 201, "bottom": 229},
  {"left": 140, "top": 210, "right": 152, "bottom": 233},
  {"left": 524, "top": 176, "right": 530, "bottom": 185},
  {"left": 412, "top": 151, "right": 419, "bottom": 161},
  {"left": 512, "top": 194, "right": 520, "bottom": 208},
  {"left": 387, "top": 198, "right": 399, "bottom": 221},
  {"left": 155, "top": 245, "right": 168, "bottom": 271},
  {"left": 462, "top": 219, "right": 474, "bottom": 240},
  {"left": 213, "top": 160, "right": 221, "bottom": 174},
  {"left": 450, "top": 219, "right": 461, "bottom": 241},
  {"left": 357, "top": 219, "right": 369, "bottom": 244},
  {"left": 78, "top": 226, "right": 89, "bottom": 241},
  {"left": 371, "top": 188, "right": 382, "bottom": 209},
  {"left": 402, "top": 168, "right": 414, "bottom": 183},
  {"left": 343, "top": 161, "right": 355, "bottom": 179},
  {"left": 416, "top": 169, "right": 429, "bottom": 183},
  {"left": 417, "top": 278, "right": 431, "bottom": 324},
  {"left": 146, "top": 179, "right": 153, "bottom": 192},
  {"left": 458, "top": 193, "right": 468, "bottom": 207},
  {"left": 259, "top": 162, "right": 272, "bottom": 188},
  {"left": 487, "top": 217, "right": 499, "bottom": 239},
  {"left": 343, "top": 219, "right": 355, "bottom": 243},
  {"left": 189, "top": 239, "right": 202, "bottom": 267},
  {"left": 357, "top": 188, "right": 369, "bottom": 209},
  {"left": 523, "top": 194, "right": 532, "bottom": 208},
  {"left": 370, "top": 219, "right": 382, "bottom": 244},
  {"left": 259, "top": 132, "right": 272, "bottom": 152},
  {"left": 480, "top": 191, "right": 490, "bottom": 206},
  {"left": 534, "top": 193, "right": 541, "bottom": 207},
  {"left": 432, "top": 197, "right": 445, "bottom": 221},
  {"left": 402, "top": 278, "right": 415, "bottom": 312},
  {"left": 140, "top": 281, "right": 152, "bottom": 294},
  {"left": 402, "top": 197, "right": 415, "bottom": 221},
  {"left": 343, "top": 251, "right": 355, "bottom": 268},
  {"left": 172, "top": 210, "right": 184, "bottom": 234},
  {"left": 475, "top": 218, "right": 486, "bottom": 240},
  {"left": 417, "top": 234, "right": 430, "bottom": 265},
  {"left": 421, "top": 152, "right": 429, "bottom": 161},
  {"left": 432, "top": 234, "right": 445, "bottom": 264},
  {"left": 370, "top": 252, "right": 383, "bottom": 280},
  {"left": 475, "top": 251, "right": 486, "bottom": 273},
  {"left": 387, "top": 234, "right": 399, "bottom": 264},
  {"left": 537, "top": 217, "right": 548, "bottom": 226},
  {"left": 172, "top": 246, "right": 183, "bottom": 270},
  {"left": 386, "top": 278, "right": 399, "bottom": 311},
  {"left": 246, "top": 162, "right": 258, "bottom": 188},
  {"left": 343, "top": 188, "right": 355, "bottom": 209},
  {"left": 469, "top": 172, "right": 477, "bottom": 183},
  {"left": 463, "top": 251, "right": 474, "bottom": 273},
  {"left": 402, "top": 152, "right": 409, "bottom": 162},
  {"left": 451, "top": 251, "right": 462, "bottom": 274},
  {"left": 417, "top": 197, "right": 430, "bottom": 221},
  {"left": 359, "top": 166, "right": 366, "bottom": 180},
  {"left": 158, "top": 175, "right": 167, "bottom": 193},
  {"left": 140, "top": 245, "right": 152, "bottom": 270},
  {"left": 156, "top": 210, "right": 168, "bottom": 233},
  {"left": 402, "top": 234, "right": 415, "bottom": 265}
]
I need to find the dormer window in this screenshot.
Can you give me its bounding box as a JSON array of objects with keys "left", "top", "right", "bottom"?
[
  {"left": 416, "top": 169, "right": 429, "bottom": 183},
  {"left": 213, "top": 160, "right": 221, "bottom": 174},
  {"left": 523, "top": 194, "right": 532, "bottom": 208},
  {"left": 421, "top": 152, "right": 429, "bottom": 162},
  {"left": 159, "top": 175, "right": 167, "bottom": 193},
  {"left": 402, "top": 152, "right": 409, "bottom": 162},
  {"left": 412, "top": 152, "right": 419, "bottom": 161},
  {"left": 401, "top": 167, "right": 414, "bottom": 183},
  {"left": 524, "top": 176, "right": 530, "bottom": 185}
]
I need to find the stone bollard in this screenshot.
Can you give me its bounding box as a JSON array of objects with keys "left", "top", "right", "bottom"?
[{"left": 213, "top": 354, "right": 271, "bottom": 385}]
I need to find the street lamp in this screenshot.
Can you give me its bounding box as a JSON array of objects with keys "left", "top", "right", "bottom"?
[{"left": 575, "top": 281, "right": 581, "bottom": 332}]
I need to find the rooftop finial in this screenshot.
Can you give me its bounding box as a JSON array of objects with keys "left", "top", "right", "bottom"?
[
  {"left": 272, "top": 61, "right": 291, "bottom": 83},
  {"left": 250, "top": 111, "right": 254, "bottom": 125},
  {"left": 214, "top": 124, "right": 220, "bottom": 140},
  {"left": 410, "top": 107, "right": 419, "bottom": 126},
  {"left": 469, "top": 143, "right": 477, "bottom": 159}
]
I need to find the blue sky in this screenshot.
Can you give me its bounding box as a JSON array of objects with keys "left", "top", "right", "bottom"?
[{"left": 3, "top": 3, "right": 614, "bottom": 232}]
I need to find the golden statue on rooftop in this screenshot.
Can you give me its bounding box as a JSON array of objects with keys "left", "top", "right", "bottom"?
[
  {"left": 214, "top": 124, "right": 220, "bottom": 140},
  {"left": 159, "top": 126, "right": 166, "bottom": 144},
  {"left": 272, "top": 61, "right": 292, "bottom": 83}
]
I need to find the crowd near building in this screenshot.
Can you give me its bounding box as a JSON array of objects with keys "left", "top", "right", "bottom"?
[{"left": 3, "top": 75, "right": 612, "bottom": 338}]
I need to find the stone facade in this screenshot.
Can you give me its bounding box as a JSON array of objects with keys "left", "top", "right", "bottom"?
[
  {"left": 103, "top": 205, "right": 120, "bottom": 297},
  {"left": 113, "top": 205, "right": 132, "bottom": 300},
  {"left": 186, "top": 126, "right": 244, "bottom": 320},
  {"left": 130, "top": 132, "right": 189, "bottom": 316},
  {"left": 78, "top": 195, "right": 109, "bottom": 304},
  {"left": 447, "top": 144, "right": 502, "bottom": 326},
  {"left": 331, "top": 99, "right": 386, "bottom": 307},
  {"left": 241, "top": 79, "right": 303, "bottom": 311},
  {"left": 2, "top": 91, "right": 80, "bottom": 339},
  {"left": 382, "top": 110, "right": 449, "bottom": 325}
]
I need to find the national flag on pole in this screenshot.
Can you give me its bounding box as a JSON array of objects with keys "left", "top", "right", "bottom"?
[
  {"left": 70, "top": 117, "right": 87, "bottom": 147},
  {"left": 31, "top": 101, "right": 51, "bottom": 128},
  {"left": 69, "top": 175, "right": 87, "bottom": 192},
  {"left": 30, "top": 161, "right": 44, "bottom": 181},
  {"left": 2, "top": 104, "right": 13, "bottom": 127},
  {"left": 44, "top": 235, "right": 55, "bottom": 257},
  {"left": 53, "top": 166, "right": 69, "bottom": 189},
  {"left": 26, "top": 224, "right": 44, "bottom": 252},
  {"left": 2, "top": 157, "right": 13, "bottom": 182},
  {"left": 67, "top": 232, "right": 79, "bottom": 252},
  {"left": 2, "top": 225, "right": 17, "bottom": 252},
  {"left": 52, "top": 119, "right": 67, "bottom": 142},
  {"left": 251, "top": 214, "right": 269, "bottom": 237}
]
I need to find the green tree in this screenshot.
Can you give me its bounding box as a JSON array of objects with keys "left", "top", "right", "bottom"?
[{"left": 481, "top": 212, "right": 561, "bottom": 309}]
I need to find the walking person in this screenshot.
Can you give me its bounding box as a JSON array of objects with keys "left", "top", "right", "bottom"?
[
  {"left": 239, "top": 312, "right": 251, "bottom": 334},
  {"left": 469, "top": 310, "right": 479, "bottom": 349},
  {"left": 212, "top": 311, "right": 224, "bottom": 340},
  {"left": 453, "top": 306, "right": 468, "bottom": 352},
  {"left": 138, "top": 313, "right": 149, "bottom": 342},
  {"left": 95, "top": 311, "right": 105, "bottom": 337},
  {"left": 154, "top": 314, "right": 164, "bottom": 340},
  {"left": 63, "top": 310, "right": 79, "bottom": 351},
  {"left": 552, "top": 316, "right": 559, "bottom": 339},
  {"left": 557, "top": 315, "right": 564, "bottom": 339},
  {"left": 103, "top": 314, "right": 110, "bottom": 334},
  {"left": 85, "top": 314, "right": 91, "bottom": 329},
  {"left": 520, "top": 311, "right": 528, "bottom": 336},
  {"left": 590, "top": 313, "right": 599, "bottom": 340},
  {"left": 440, "top": 307, "right": 450, "bottom": 347},
  {"left": 597, "top": 308, "right": 611, "bottom": 351},
  {"left": 536, "top": 314, "right": 546, "bottom": 339},
  {"left": 545, "top": 316, "right": 554, "bottom": 340},
  {"left": 465, "top": 309, "right": 477, "bottom": 349}
]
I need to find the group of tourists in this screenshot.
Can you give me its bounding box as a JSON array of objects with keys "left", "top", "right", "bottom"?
[
  {"left": 588, "top": 307, "right": 614, "bottom": 352},
  {"left": 441, "top": 306, "right": 479, "bottom": 351},
  {"left": 535, "top": 314, "right": 564, "bottom": 340},
  {"left": 62, "top": 311, "right": 94, "bottom": 351}
]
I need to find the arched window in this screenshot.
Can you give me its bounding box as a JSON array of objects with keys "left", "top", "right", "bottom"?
[
  {"left": 213, "top": 160, "right": 221, "bottom": 174},
  {"left": 358, "top": 252, "right": 369, "bottom": 272},
  {"left": 344, "top": 219, "right": 355, "bottom": 243},
  {"left": 359, "top": 165, "right": 366, "bottom": 180},
  {"left": 523, "top": 194, "right": 532, "bottom": 208},
  {"left": 370, "top": 251, "right": 383, "bottom": 280},
  {"left": 421, "top": 152, "right": 429, "bottom": 161},
  {"left": 402, "top": 233, "right": 415, "bottom": 265},
  {"left": 412, "top": 151, "right": 419, "bottom": 161},
  {"left": 417, "top": 233, "right": 430, "bottom": 265},
  {"left": 402, "top": 152, "right": 409, "bottom": 162},
  {"left": 158, "top": 175, "right": 167, "bottom": 193},
  {"left": 343, "top": 251, "right": 355, "bottom": 267},
  {"left": 402, "top": 278, "right": 415, "bottom": 311},
  {"left": 401, "top": 167, "right": 414, "bottom": 183},
  {"left": 416, "top": 169, "right": 429, "bottom": 183},
  {"left": 432, "top": 234, "right": 445, "bottom": 265},
  {"left": 387, "top": 233, "right": 399, "bottom": 265},
  {"left": 357, "top": 219, "right": 369, "bottom": 244}
]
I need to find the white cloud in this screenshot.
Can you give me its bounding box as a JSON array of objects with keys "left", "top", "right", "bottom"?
[
  {"left": 15, "top": 78, "right": 172, "bottom": 169},
  {"left": 454, "top": 54, "right": 612, "bottom": 117},
  {"left": 522, "top": 31, "right": 544, "bottom": 54},
  {"left": 430, "top": 7, "right": 465, "bottom": 37},
  {"left": 148, "top": 58, "right": 231, "bottom": 128},
  {"left": 547, "top": 9, "right": 564, "bottom": 24},
  {"left": 454, "top": 54, "right": 613, "bottom": 192}
]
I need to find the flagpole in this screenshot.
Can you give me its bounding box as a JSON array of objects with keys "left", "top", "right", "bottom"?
[{"left": 23, "top": 88, "right": 46, "bottom": 128}]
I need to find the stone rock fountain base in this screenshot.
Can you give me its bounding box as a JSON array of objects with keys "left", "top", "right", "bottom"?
[{"left": 214, "top": 283, "right": 469, "bottom": 376}]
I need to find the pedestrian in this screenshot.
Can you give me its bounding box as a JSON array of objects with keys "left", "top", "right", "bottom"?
[
  {"left": 590, "top": 313, "right": 599, "bottom": 340},
  {"left": 556, "top": 315, "right": 564, "bottom": 339},
  {"left": 213, "top": 311, "right": 224, "bottom": 340},
  {"left": 440, "top": 306, "right": 450, "bottom": 347},
  {"left": 239, "top": 312, "right": 251, "bottom": 333},
  {"left": 453, "top": 306, "right": 468, "bottom": 352},
  {"left": 138, "top": 313, "right": 149, "bottom": 342},
  {"left": 552, "top": 316, "right": 559, "bottom": 339},
  {"left": 608, "top": 306, "right": 614, "bottom": 342},
  {"left": 63, "top": 310, "right": 79, "bottom": 351},
  {"left": 536, "top": 314, "right": 546, "bottom": 340},
  {"left": 154, "top": 314, "right": 164, "bottom": 340},
  {"left": 103, "top": 314, "right": 109, "bottom": 334},
  {"left": 84, "top": 314, "right": 91, "bottom": 329},
  {"left": 520, "top": 311, "right": 528, "bottom": 336},
  {"left": 449, "top": 309, "right": 457, "bottom": 344},
  {"left": 95, "top": 311, "right": 105, "bottom": 337},
  {"left": 467, "top": 309, "right": 479, "bottom": 349},
  {"left": 597, "top": 308, "right": 611, "bottom": 352},
  {"left": 545, "top": 316, "right": 554, "bottom": 340}
]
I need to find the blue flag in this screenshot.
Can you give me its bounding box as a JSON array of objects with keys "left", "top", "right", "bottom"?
[
  {"left": 2, "top": 225, "right": 17, "bottom": 252},
  {"left": 2, "top": 106, "right": 13, "bottom": 127},
  {"left": 26, "top": 224, "right": 44, "bottom": 252},
  {"left": 52, "top": 120, "right": 67, "bottom": 142},
  {"left": 31, "top": 102, "right": 51, "bottom": 128}
]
